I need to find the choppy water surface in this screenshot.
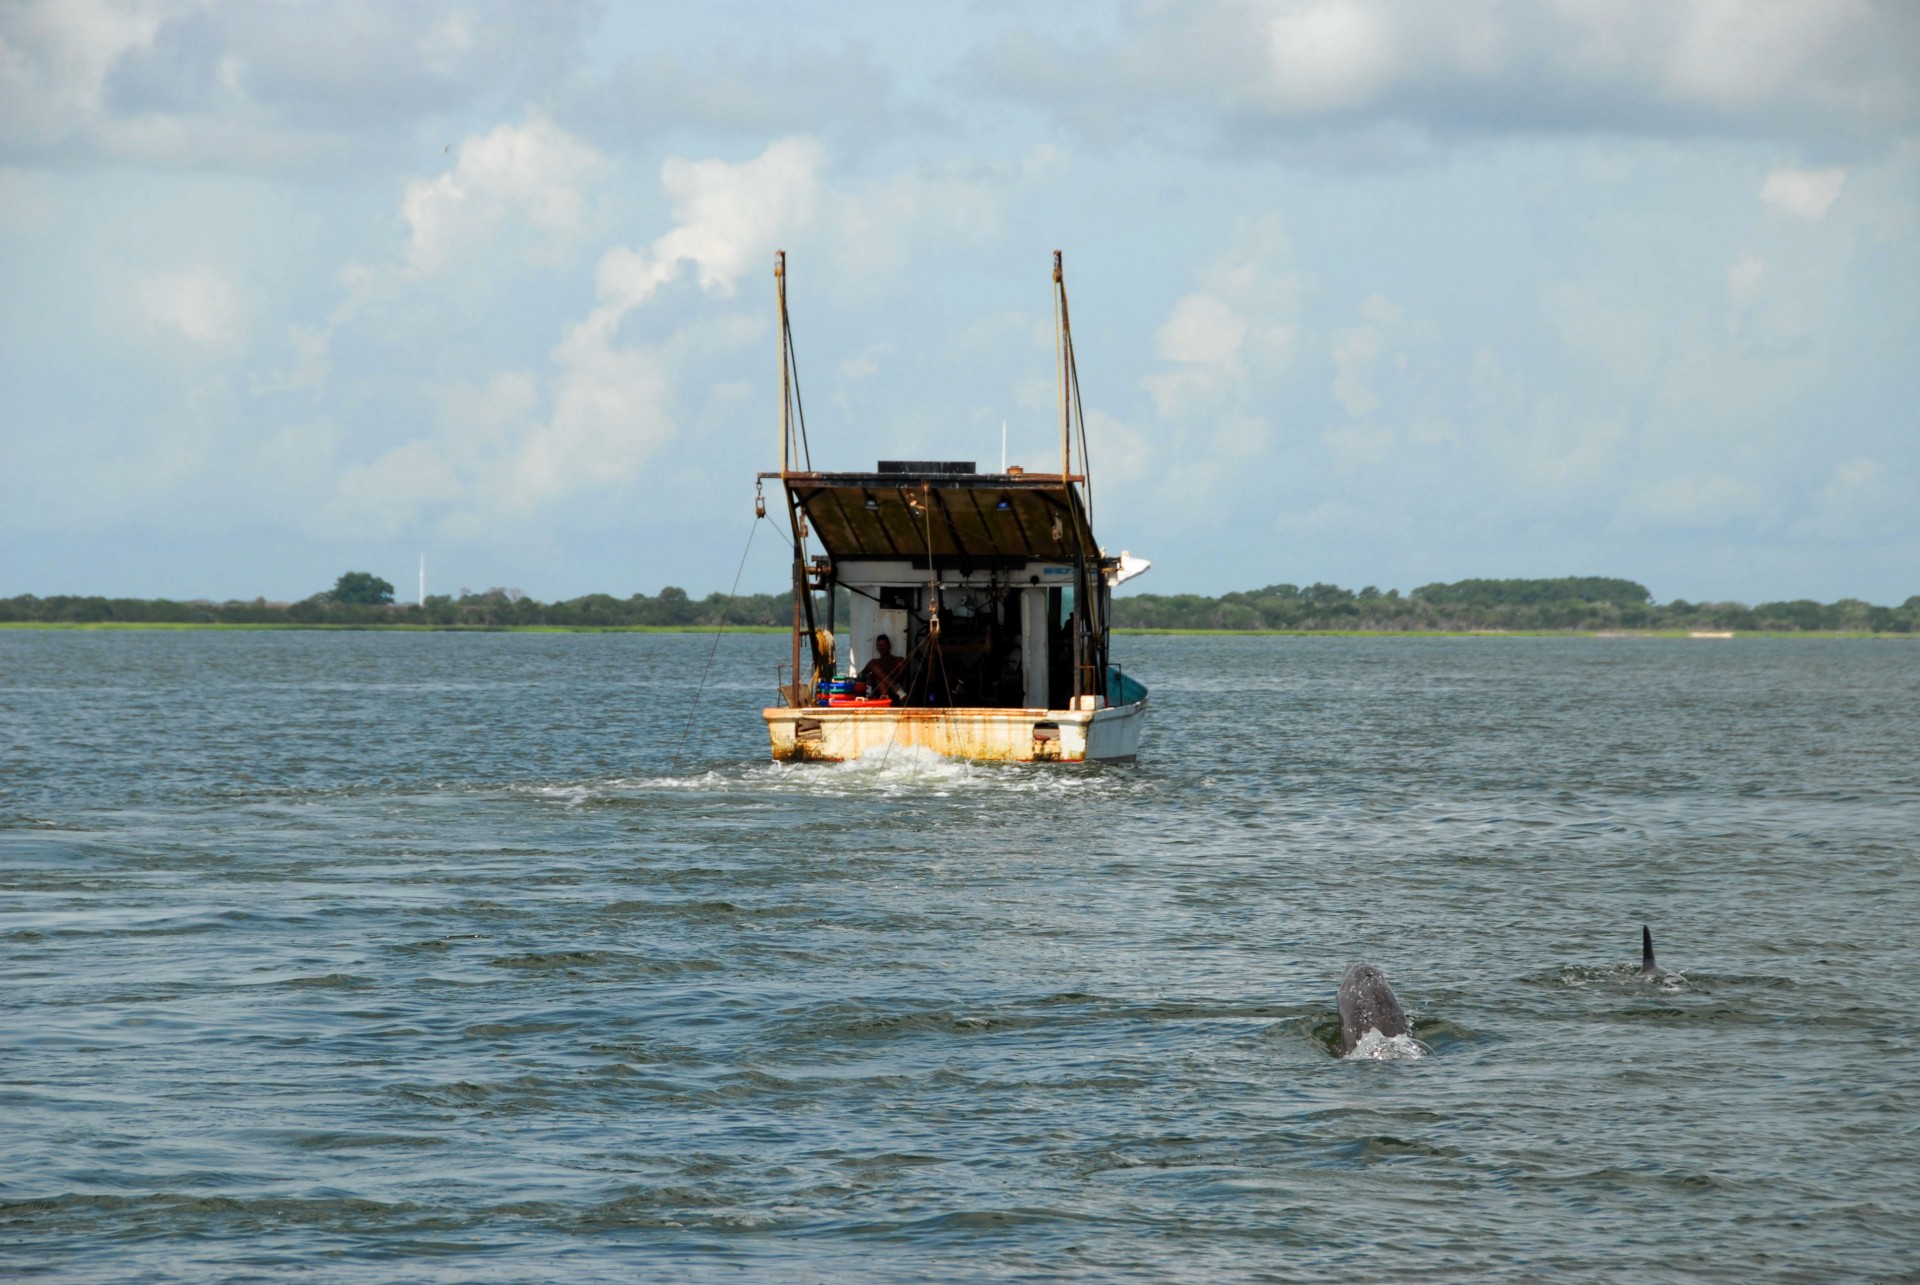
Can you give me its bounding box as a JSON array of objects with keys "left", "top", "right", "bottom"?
[{"left": 4, "top": 631, "right": 1918, "bottom": 1281}]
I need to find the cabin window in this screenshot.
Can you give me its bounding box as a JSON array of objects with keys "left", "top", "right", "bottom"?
[{"left": 839, "top": 576, "right": 1097, "bottom": 711}]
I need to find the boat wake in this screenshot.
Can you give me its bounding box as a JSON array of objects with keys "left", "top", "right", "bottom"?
[{"left": 524, "top": 748, "right": 1121, "bottom": 806}]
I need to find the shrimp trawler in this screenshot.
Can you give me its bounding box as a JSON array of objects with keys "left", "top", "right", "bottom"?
[{"left": 760, "top": 251, "right": 1150, "bottom": 763}]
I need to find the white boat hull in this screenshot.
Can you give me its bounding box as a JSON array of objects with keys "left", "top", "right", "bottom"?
[{"left": 764, "top": 700, "right": 1147, "bottom": 763}]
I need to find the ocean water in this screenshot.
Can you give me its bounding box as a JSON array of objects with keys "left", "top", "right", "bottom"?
[{"left": 3, "top": 630, "right": 1917, "bottom": 1282}]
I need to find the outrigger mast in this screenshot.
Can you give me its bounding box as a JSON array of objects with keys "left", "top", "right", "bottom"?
[
  {"left": 1053, "top": 251, "right": 1104, "bottom": 703},
  {"left": 775, "top": 250, "right": 822, "bottom": 705}
]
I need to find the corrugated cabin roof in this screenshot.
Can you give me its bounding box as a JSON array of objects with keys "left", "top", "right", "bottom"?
[{"left": 779, "top": 471, "right": 1100, "bottom": 567}]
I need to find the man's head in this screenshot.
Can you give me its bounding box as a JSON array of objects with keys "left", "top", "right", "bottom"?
[{"left": 874, "top": 634, "right": 892, "bottom": 657}]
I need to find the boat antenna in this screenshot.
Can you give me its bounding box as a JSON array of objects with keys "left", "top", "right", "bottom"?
[{"left": 1001, "top": 420, "right": 1007, "bottom": 474}]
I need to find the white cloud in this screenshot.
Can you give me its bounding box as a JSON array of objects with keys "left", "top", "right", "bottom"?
[
  {"left": 840, "top": 343, "right": 890, "bottom": 381},
  {"left": 1407, "top": 417, "right": 1458, "bottom": 448},
  {"left": 1084, "top": 408, "right": 1154, "bottom": 485},
  {"left": 1544, "top": 283, "right": 1664, "bottom": 390},
  {"left": 530, "top": 134, "right": 821, "bottom": 508},
  {"left": 1359, "top": 293, "right": 1404, "bottom": 324},
  {"left": 1145, "top": 293, "right": 1248, "bottom": 418},
  {"left": 1617, "top": 472, "right": 1766, "bottom": 529},
  {"left": 826, "top": 162, "right": 1004, "bottom": 283},
  {"left": 1209, "top": 414, "right": 1271, "bottom": 459},
  {"left": 1140, "top": 370, "right": 1208, "bottom": 421},
  {"left": 1793, "top": 455, "right": 1902, "bottom": 537},
  {"left": 1154, "top": 293, "right": 1247, "bottom": 370},
  {"left": 1664, "top": 1, "right": 1871, "bottom": 111},
  {"left": 1264, "top": 2, "right": 1396, "bottom": 112},
  {"left": 332, "top": 135, "right": 823, "bottom": 534},
  {"left": 650, "top": 137, "right": 822, "bottom": 292},
  {"left": 249, "top": 324, "right": 330, "bottom": 395},
  {"left": 2, "top": 2, "right": 596, "bottom": 172},
  {"left": 980, "top": 0, "right": 1918, "bottom": 148},
  {"left": 1272, "top": 499, "right": 1364, "bottom": 534},
  {"left": 1331, "top": 325, "right": 1384, "bottom": 415},
  {"left": 1021, "top": 142, "right": 1066, "bottom": 180},
  {"left": 1727, "top": 252, "right": 1766, "bottom": 310},
  {"left": 1827, "top": 454, "right": 1884, "bottom": 491},
  {"left": 401, "top": 117, "right": 605, "bottom": 272},
  {"left": 244, "top": 417, "right": 339, "bottom": 511},
  {"left": 1141, "top": 215, "right": 1300, "bottom": 420},
  {"left": 137, "top": 264, "right": 240, "bottom": 344},
  {"left": 328, "top": 370, "right": 538, "bottom": 538},
  {"left": 331, "top": 437, "right": 468, "bottom": 537},
  {"left": 0, "top": 0, "right": 163, "bottom": 149},
  {"left": 1759, "top": 166, "right": 1849, "bottom": 221},
  {"left": 520, "top": 302, "right": 675, "bottom": 508},
  {"left": 418, "top": 9, "right": 477, "bottom": 78},
  {"left": 435, "top": 370, "right": 542, "bottom": 455},
  {"left": 262, "top": 116, "right": 607, "bottom": 420},
  {"left": 586, "top": 41, "right": 895, "bottom": 141},
  {"left": 1323, "top": 420, "right": 1394, "bottom": 470},
  {"left": 1519, "top": 413, "right": 1630, "bottom": 492},
  {"left": 1459, "top": 344, "right": 1641, "bottom": 497}
]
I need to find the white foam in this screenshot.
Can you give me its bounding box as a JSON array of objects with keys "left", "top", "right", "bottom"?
[
  {"left": 519, "top": 746, "right": 1129, "bottom": 805},
  {"left": 1344, "top": 1029, "right": 1428, "bottom": 1061},
  {"left": 801, "top": 745, "right": 990, "bottom": 795}
]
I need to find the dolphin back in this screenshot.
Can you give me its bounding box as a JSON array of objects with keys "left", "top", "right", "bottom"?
[{"left": 1337, "top": 962, "right": 1411, "bottom": 1054}]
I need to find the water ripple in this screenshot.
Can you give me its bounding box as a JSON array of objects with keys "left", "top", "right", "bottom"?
[{"left": 3, "top": 631, "right": 1917, "bottom": 1281}]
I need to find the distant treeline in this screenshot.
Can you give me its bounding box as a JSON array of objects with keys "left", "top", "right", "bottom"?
[
  {"left": 4, "top": 576, "right": 1917, "bottom": 633},
  {"left": 0, "top": 586, "right": 796, "bottom": 628},
  {"left": 1111, "top": 577, "right": 1920, "bottom": 633}
]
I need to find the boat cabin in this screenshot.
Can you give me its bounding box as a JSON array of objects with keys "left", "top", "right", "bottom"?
[{"left": 770, "top": 460, "right": 1147, "bottom": 712}]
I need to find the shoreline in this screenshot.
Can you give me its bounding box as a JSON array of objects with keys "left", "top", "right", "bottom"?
[
  {"left": 1110, "top": 627, "right": 1911, "bottom": 639},
  {"left": 1, "top": 621, "right": 1909, "bottom": 639},
  {"left": 0, "top": 621, "right": 787, "bottom": 634}
]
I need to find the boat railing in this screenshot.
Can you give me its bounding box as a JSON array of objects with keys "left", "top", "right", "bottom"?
[
  {"left": 1107, "top": 663, "right": 1148, "bottom": 708},
  {"left": 779, "top": 662, "right": 1146, "bottom": 710},
  {"left": 772, "top": 664, "right": 808, "bottom": 709}
]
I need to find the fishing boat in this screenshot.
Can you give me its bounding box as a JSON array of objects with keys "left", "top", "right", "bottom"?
[{"left": 760, "top": 251, "right": 1150, "bottom": 763}]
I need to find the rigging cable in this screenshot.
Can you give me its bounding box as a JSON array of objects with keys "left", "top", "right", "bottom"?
[
  {"left": 1059, "top": 279, "right": 1104, "bottom": 686},
  {"left": 782, "top": 301, "right": 813, "bottom": 472},
  {"left": 1059, "top": 279, "right": 1094, "bottom": 533}
]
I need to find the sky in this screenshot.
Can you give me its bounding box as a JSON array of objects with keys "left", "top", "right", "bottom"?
[{"left": 2, "top": 0, "right": 1916, "bottom": 606}]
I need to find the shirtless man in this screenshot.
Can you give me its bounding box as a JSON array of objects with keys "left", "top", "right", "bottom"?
[{"left": 859, "top": 633, "right": 909, "bottom": 704}]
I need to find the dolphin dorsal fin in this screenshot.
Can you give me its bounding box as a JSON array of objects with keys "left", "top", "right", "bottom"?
[{"left": 1642, "top": 924, "right": 1657, "bottom": 972}]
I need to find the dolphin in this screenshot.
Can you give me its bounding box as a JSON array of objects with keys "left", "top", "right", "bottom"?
[
  {"left": 1637, "top": 925, "right": 1672, "bottom": 980},
  {"left": 1337, "top": 962, "right": 1412, "bottom": 1055}
]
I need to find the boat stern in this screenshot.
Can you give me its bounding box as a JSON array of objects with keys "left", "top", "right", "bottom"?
[{"left": 763, "top": 700, "right": 1144, "bottom": 764}]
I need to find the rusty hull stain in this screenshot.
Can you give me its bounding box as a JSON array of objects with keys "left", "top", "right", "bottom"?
[{"left": 765, "top": 706, "right": 1088, "bottom": 764}]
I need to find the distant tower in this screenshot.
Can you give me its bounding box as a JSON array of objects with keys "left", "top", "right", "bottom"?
[{"left": 418, "top": 552, "right": 426, "bottom": 607}]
